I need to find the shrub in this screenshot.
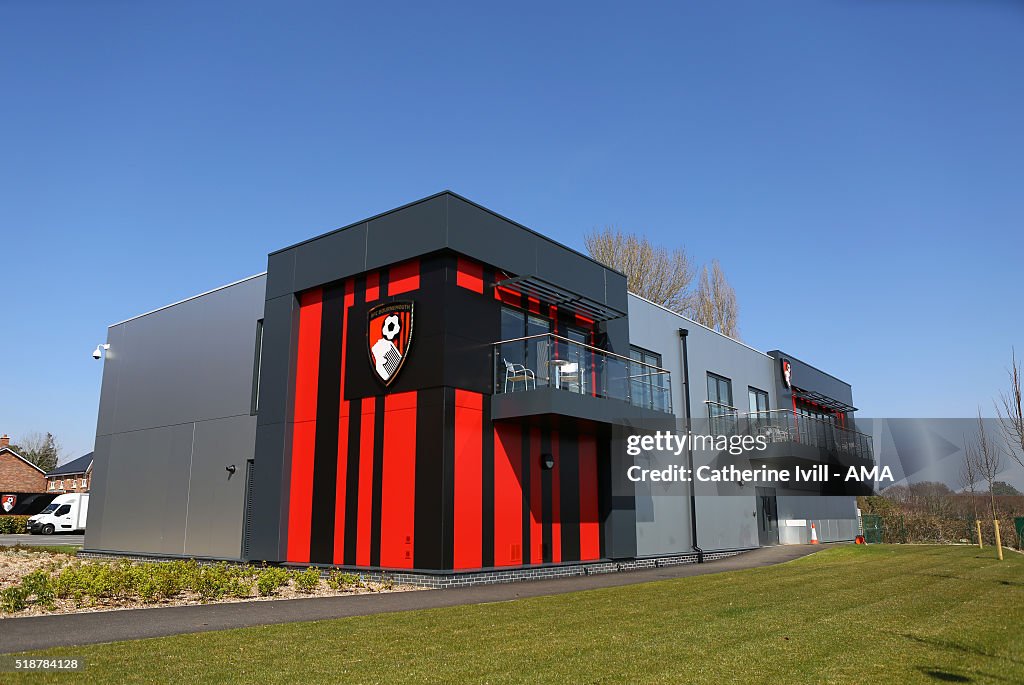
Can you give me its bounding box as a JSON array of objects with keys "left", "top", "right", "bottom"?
[
  {"left": 326, "top": 570, "right": 359, "bottom": 591},
  {"left": 20, "top": 569, "right": 55, "bottom": 609},
  {"left": 293, "top": 567, "right": 321, "bottom": 594},
  {"left": 0, "top": 516, "right": 29, "bottom": 534},
  {"left": 257, "top": 567, "right": 292, "bottom": 596},
  {"left": 0, "top": 585, "right": 30, "bottom": 613}
]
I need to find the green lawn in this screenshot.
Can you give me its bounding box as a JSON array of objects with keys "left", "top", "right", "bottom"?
[{"left": 14, "top": 545, "right": 1024, "bottom": 684}]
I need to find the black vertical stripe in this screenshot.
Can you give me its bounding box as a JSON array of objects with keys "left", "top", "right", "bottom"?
[
  {"left": 481, "top": 398, "right": 495, "bottom": 568},
  {"left": 308, "top": 283, "right": 346, "bottom": 563},
  {"left": 441, "top": 387, "right": 456, "bottom": 570},
  {"left": 541, "top": 427, "right": 552, "bottom": 564},
  {"left": 414, "top": 389, "right": 444, "bottom": 569},
  {"left": 560, "top": 429, "right": 580, "bottom": 562},
  {"left": 520, "top": 419, "right": 531, "bottom": 566},
  {"left": 342, "top": 275, "right": 366, "bottom": 566},
  {"left": 369, "top": 395, "right": 385, "bottom": 567}
]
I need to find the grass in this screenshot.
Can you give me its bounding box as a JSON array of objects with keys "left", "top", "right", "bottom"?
[
  {"left": 12, "top": 545, "right": 1024, "bottom": 684},
  {"left": 2, "top": 544, "right": 81, "bottom": 554}
]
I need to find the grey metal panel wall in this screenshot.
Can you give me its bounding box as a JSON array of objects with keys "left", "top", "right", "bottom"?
[
  {"left": 84, "top": 275, "right": 266, "bottom": 560},
  {"left": 626, "top": 295, "right": 776, "bottom": 554}
]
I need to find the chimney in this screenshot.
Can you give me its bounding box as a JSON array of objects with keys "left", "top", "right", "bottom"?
[{"left": 0, "top": 435, "right": 8, "bottom": 448}]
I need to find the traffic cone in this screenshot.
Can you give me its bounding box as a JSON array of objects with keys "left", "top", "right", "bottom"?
[{"left": 810, "top": 523, "right": 819, "bottom": 544}]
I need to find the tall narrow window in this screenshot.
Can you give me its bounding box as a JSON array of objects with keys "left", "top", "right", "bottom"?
[
  {"left": 250, "top": 319, "right": 264, "bottom": 415},
  {"left": 748, "top": 387, "right": 769, "bottom": 414}
]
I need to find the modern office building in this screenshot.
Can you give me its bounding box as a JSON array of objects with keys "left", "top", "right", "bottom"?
[{"left": 84, "top": 192, "right": 871, "bottom": 580}]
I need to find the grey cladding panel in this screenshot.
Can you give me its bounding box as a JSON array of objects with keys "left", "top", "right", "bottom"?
[
  {"left": 535, "top": 239, "right": 606, "bottom": 306},
  {"left": 445, "top": 196, "right": 537, "bottom": 277},
  {"left": 89, "top": 424, "right": 192, "bottom": 555},
  {"left": 102, "top": 276, "right": 266, "bottom": 435},
  {"left": 264, "top": 250, "right": 296, "bottom": 301},
  {"left": 82, "top": 434, "right": 111, "bottom": 551},
  {"left": 292, "top": 223, "right": 368, "bottom": 293},
  {"left": 184, "top": 415, "right": 255, "bottom": 559},
  {"left": 254, "top": 294, "right": 298, "bottom": 427},
  {"left": 365, "top": 196, "right": 447, "bottom": 270},
  {"left": 94, "top": 326, "right": 127, "bottom": 438}
]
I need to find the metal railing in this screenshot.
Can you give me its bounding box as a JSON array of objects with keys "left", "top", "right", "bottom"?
[
  {"left": 494, "top": 333, "right": 673, "bottom": 413},
  {"left": 705, "top": 404, "right": 874, "bottom": 462}
]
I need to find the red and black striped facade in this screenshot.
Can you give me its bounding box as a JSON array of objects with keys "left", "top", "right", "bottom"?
[
  {"left": 246, "top": 192, "right": 637, "bottom": 571},
  {"left": 278, "top": 253, "right": 612, "bottom": 570}
]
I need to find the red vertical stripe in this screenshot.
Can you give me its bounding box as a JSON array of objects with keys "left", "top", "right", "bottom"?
[
  {"left": 493, "top": 423, "right": 523, "bottom": 566},
  {"left": 365, "top": 272, "right": 380, "bottom": 302},
  {"left": 356, "top": 398, "right": 376, "bottom": 566},
  {"left": 389, "top": 259, "right": 420, "bottom": 295},
  {"left": 333, "top": 282, "right": 355, "bottom": 565},
  {"left": 551, "top": 430, "right": 561, "bottom": 563},
  {"left": 380, "top": 392, "right": 417, "bottom": 568},
  {"left": 456, "top": 257, "right": 484, "bottom": 293},
  {"left": 286, "top": 289, "right": 322, "bottom": 563},
  {"left": 453, "top": 390, "right": 483, "bottom": 569},
  {"left": 530, "top": 427, "right": 543, "bottom": 564},
  {"left": 579, "top": 433, "right": 601, "bottom": 561}
]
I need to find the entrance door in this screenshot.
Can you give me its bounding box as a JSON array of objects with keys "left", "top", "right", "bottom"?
[{"left": 756, "top": 487, "right": 779, "bottom": 545}]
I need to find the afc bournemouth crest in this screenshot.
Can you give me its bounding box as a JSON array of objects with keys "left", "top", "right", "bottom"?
[
  {"left": 367, "top": 301, "right": 414, "bottom": 385},
  {"left": 1, "top": 495, "right": 16, "bottom": 513}
]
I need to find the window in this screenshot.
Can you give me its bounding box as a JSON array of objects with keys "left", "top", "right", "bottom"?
[
  {"left": 748, "top": 387, "right": 769, "bottom": 414},
  {"left": 498, "top": 306, "right": 554, "bottom": 382},
  {"left": 251, "top": 319, "right": 264, "bottom": 415},
  {"left": 707, "top": 373, "right": 734, "bottom": 433},
  {"left": 81, "top": 478, "right": 88, "bottom": 488},
  {"left": 55, "top": 504, "right": 71, "bottom": 517},
  {"left": 707, "top": 373, "right": 733, "bottom": 408},
  {"left": 630, "top": 346, "right": 664, "bottom": 410},
  {"left": 48, "top": 481, "right": 55, "bottom": 490}
]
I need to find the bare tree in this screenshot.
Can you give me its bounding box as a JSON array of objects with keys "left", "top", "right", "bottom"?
[
  {"left": 960, "top": 435, "right": 982, "bottom": 547},
  {"left": 997, "top": 348, "right": 1024, "bottom": 473},
  {"left": 584, "top": 227, "right": 695, "bottom": 314},
  {"left": 584, "top": 228, "right": 742, "bottom": 339},
  {"left": 8, "top": 431, "right": 63, "bottom": 472},
  {"left": 691, "top": 260, "right": 740, "bottom": 339},
  {"left": 975, "top": 410, "right": 1005, "bottom": 560}
]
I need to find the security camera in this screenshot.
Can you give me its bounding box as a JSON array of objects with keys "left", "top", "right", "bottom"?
[{"left": 92, "top": 344, "right": 110, "bottom": 360}]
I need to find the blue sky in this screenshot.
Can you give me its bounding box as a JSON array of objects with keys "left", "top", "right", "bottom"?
[{"left": 1, "top": 1, "right": 1022, "bottom": 459}]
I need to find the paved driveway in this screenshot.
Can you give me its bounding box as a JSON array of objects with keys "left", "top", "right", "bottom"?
[{"left": 0, "top": 533, "right": 84, "bottom": 547}]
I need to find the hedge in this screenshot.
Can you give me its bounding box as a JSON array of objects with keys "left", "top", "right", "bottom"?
[{"left": 0, "top": 516, "right": 29, "bottom": 534}]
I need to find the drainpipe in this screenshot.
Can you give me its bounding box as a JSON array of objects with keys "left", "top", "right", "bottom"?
[{"left": 678, "top": 328, "right": 703, "bottom": 563}]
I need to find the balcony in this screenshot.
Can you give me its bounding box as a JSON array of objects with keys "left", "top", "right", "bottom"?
[
  {"left": 492, "top": 334, "right": 673, "bottom": 423},
  {"left": 707, "top": 404, "right": 874, "bottom": 464}
]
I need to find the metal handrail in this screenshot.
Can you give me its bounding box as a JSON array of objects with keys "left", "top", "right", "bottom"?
[
  {"left": 493, "top": 333, "right": 670, "bottom": 373},
  {"left": 704, "top": 400, "right": 739, "bottom": 412},
  {"left": 744, "top": 408, "right": 871, "bottom": 440}
]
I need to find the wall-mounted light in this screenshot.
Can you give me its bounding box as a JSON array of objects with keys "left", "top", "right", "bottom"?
[
  {"left": 226, "top": 465, "right": 237, "bottom": 476},
  {"left": 92, "top": 343, "right": 110, "bottom": 360},
  {"left": 541, "top": 453, "right": 555, "bottom": 470}
]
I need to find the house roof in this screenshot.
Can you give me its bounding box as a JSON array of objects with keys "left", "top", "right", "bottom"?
[
  {"left": 46, "top": 452, "right": 93, "bottom": 477},
  {"left": 0, "top": 446, "right": 47, "bottom": 475}
]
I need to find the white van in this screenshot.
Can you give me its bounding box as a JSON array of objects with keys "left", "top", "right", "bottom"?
[{"left": 27, "top": 493, "right": 89, "bottom": 535}]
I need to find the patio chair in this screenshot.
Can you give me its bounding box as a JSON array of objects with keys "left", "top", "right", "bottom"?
[{"left": 503, "top": 359, "right": 536, "bottom": 392}]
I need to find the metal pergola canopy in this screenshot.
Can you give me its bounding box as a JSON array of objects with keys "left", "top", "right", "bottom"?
[
  {"left": 792, "top": 388, "right": 857, "bottom": 414},
  {"left": 494, "top": 274, "right": 626, "bottom": 323}
]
